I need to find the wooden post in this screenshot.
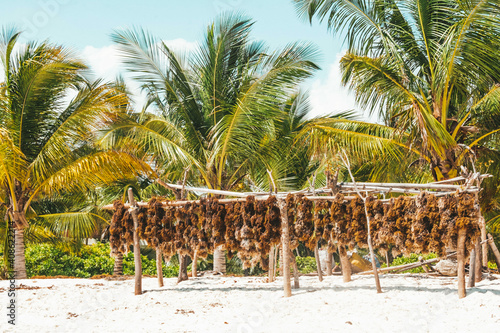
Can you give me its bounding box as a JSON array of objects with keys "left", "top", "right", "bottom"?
[
  {"left": 128, "top": 188, "right": 142, "bottom": 296},
  {"left": 480, "top": 215, "right": 488, "bottom": 268},
  {"left": 487, "top": 233, "right": 500, "bottom": 270},
  {"left": 474, "top": 240, "right": 482, "bottom": 283},
  {"left": 278, "top": 247, "right": 283, "bottom": 276},
  {"left": 268, "top": 247, "right": 275, "bottom": 282},
  {"left": 192, "top": 250, "right": 198, "bottom": 278},
  {"left": 339, "top": 151, "right": 381, "bottom": 293},
  {"left": 273, "top": 245, "right": 278, "bottom": 281},
  {"left": 367, "top": 231, "right": 382, "bottom": 293},
  {"left": 314, "top": 244, "right": 323, "bottom": 282},
  {"left": 418, "top": 256, "right": 430, "bottom": 273},
  {"left": 278, "top": 199, "right": 292, "bottom": 297},
  {"left": 467, "top": 249, "right": 476, "bottom": 288},
  {"left": 326, "top": 245, "right": 333, "bottom": 276},
  {"left": 290, "top": 250, "right": 300, "bottom": 289},
  {"left": 156, "top": 247, "right": 164, "bottom": 287},
  {"left": 338, "top": 243, "right": 351, "bottom": 282},
  {"left": 457, "top": 228, "right": 467, "bottom": 299}
]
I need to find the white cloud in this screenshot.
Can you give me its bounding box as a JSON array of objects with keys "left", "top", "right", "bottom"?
[
  {"left": 80, "top": 39, "right": 196, "bottom": 110},
  {"left": 308, "top": 52, "right": 379, "bottom": 123},
  {"left": 81, "top": 45, "right": 122, "bottom": 82},
  {"left": 163, "top": 39, "right": 198, "bottom": 54}
]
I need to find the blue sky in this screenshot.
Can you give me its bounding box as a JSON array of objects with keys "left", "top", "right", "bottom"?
[{"left": 1, "top": 0, "right": 365, "bottom": 118}]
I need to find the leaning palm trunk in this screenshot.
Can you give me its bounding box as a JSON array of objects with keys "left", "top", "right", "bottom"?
[
  {"left": 113, "top": 252, "right": 124, "bottom": 275},
  {"left": 213, "top": 245, "right": 226, "bottom": 274},
  {"left": 14, "top": 228, "right": 27, "bottom": 279}
]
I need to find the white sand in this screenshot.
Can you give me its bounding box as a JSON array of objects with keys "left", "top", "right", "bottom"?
[{"left": 1, "top": 274, "right": 499, "bottom": 333}]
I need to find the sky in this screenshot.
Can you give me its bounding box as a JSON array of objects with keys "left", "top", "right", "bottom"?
[{"left": 0, "top": 0, "right": 366, "bottom": 118}]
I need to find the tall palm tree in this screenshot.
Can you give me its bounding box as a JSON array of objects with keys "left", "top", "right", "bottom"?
[
  {"left": 294, "top": 0, "right": 500, "bottom": 181},
  {"left": 103, "top": 14, "right": 320, "bottom": 272},
  {"left": 0, "top": 28, "right": 150, "bottom": 278}
]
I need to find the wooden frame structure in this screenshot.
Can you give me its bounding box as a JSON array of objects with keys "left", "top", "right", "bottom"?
[{"left": 103, "top": 173, "right": 491, "bottom": 299}]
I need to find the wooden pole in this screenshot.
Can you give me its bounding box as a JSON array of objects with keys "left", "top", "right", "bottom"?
[
  {"left": 340, "top": 151, "right": 381, "bottom": 293},
  {"left": 156, "top": 247, "right": 164, "bottom": 287},
  {"left": 314, "top": 244, "right": 323, "bottom": 282},
  {"left": 338, "top": 243, "right": 351, "bottom": 282},
  {"left": 273, "top": 245, "right": 278, "bottom": 281},
  {"left": 192, "top": 250, "right": 198, "bottom": 278},
  {"left": 418, "top": 256, "right": 430, "bottom": 273},
  {"left": 480, "top": 215, "right": 488, "bottom": 268},
  {"left": 290, "top": 250, "right": 300, "bottom": 289},
  {"left": 467, "top": 249, "right": 476, "bottom": 288},
  {"left": 337, "top": 181, "right": 468, "bottom": 191},
  {"left": 474, "top": 240, "right": 482, "bottom": 283},
  {"left": 278, "top": 199, "right": 292, "bottom": 297},
  {"left": 457, "top": 228, "right": 467, "bottom": 299},
  {"left": 360, "top": 253, "right": 456, "bottom": 275},
  {"left": 487, "top": 233, "right": 500, "bottom": 270},
  {"left": 326, "top": 244, "right": 333, "bottom": 276},
  {"left": 128, "top": 188, "right": 142, "bottom": 296},
  {"left": 268, "top": 247, "right": 275, "bottom": 282}
]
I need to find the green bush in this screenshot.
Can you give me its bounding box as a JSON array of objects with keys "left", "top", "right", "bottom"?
[
  {"left": 276, "top": 256, "right": 317, "bottom": 275},
  {"left": 22, "top": 243, "right": 179, "bottom": 278},
  {"left": 384, "top": 253, "right": 438, "bottom": 273},
  {"left": 295, "top": 256, "right": 317, "bottom": 274}
]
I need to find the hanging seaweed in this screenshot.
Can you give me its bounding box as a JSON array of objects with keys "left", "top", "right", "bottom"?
[
  {"left": 366, "top": 196, "right": 386, "bottom": 254},
  {"left": 294, "top": 195, "right": 313, "bottom": 242},
  {"left": 285, "top": 194, "right": 299, "bottom": 249},
  {"left": 349, "top": 196, "right": 367, "bottom": 249},
  {"left": 330, "top": 193, "right": 349, "bottom": 246},
  {"left": 413, "top": 192, "right": 439, "bottom": 254},
  {"left": 456, "top": 192, "right": 480, "bottom": 255}
]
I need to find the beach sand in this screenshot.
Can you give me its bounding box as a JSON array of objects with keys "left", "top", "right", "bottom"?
[{"left": 1, "top": 273, "right": 499, "bottom": 332}]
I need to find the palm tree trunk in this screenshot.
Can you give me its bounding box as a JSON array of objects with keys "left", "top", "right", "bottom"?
[
  {"left": 113, "top": 252, "right": 123, "bottom": 275},
  {"left": 177, "top": 254, "right": 188, "bottom": 282},
  {"left": 177, "top": 252, "right": 188, "bottom": 283},
  {"left": 14, "top": 228, "right": 27, "bottom": 279},
  {"left": 213, "top": 245, "right": 226, "bottom": 274},
  {"left": 338, "top": 242, "right": 351, "bottom": 283}
]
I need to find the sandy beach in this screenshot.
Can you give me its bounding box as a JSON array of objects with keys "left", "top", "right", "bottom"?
[{"left": 2, "top": 274, "right": 499, "bottom": 333}]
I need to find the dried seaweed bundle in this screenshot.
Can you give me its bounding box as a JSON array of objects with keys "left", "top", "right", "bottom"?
[
  {"left": 294, "top": 195, "right": 313, "bottom": 242},
  {"left": 330, "top": 194, "right": 349, "bottom": 245},
  {"left": 109, "top": 201, "right": 129, "bottom": 253}
]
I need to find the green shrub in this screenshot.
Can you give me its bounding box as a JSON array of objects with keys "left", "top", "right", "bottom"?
[
  {"left": 276, "top": 256, "right": 317, "bottom": 275},
  {"left": 295, "top": 256, "right": 317, "bottom": 274},
  {"left": 383, "top": 253, "right": 438, "bottom": 273},
  {"left": 22, "top": 243, "right": 180, "bottom": 278}
]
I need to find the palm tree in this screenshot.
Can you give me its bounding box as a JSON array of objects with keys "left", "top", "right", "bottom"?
[
  {"left": 294, "top": 0, "right": 500, "bottom": 181},
  {"left": 103, "top": 14, "right": 320, "bottom": 273},
  {"left": 0, "top": 28, "right": 150, "bottom": 278}
]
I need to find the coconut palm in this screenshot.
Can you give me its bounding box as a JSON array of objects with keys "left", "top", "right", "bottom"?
[
  {"left": 103, "top": 14, "right": 320, "bottom": 273},
  {"left": 294, "top": 0, "right": 500, "bottom": 181},
  {"left": 0, "top": 28, "right": 151, "bottom": 278}
]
